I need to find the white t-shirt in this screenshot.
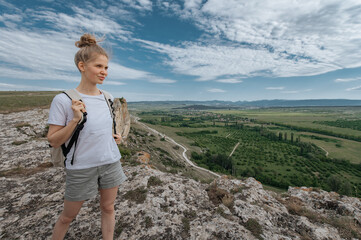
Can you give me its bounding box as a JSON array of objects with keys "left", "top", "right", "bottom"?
[{"left": 48, "top": 90, "right": 121, "bottom": 170}]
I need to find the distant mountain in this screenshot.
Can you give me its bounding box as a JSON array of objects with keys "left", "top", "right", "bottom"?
[{"left": 128, "top": 99, "right": 361, "bottom": 108}]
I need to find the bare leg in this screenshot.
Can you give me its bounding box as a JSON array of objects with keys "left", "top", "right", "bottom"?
[
  {"left": 99, "top": 186, "right": 119, "bottom": 240},
  {"left": 51, "top": 200, "right": 84, "bottom": 240}
]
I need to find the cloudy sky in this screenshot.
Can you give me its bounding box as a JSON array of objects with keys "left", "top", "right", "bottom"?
[{"left": 1, "top": 0, "right": 361, "bottom": 101}]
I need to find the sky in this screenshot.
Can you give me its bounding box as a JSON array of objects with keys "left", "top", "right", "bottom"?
[{"left": 1, "top": 0, "right": 361, "bottom": 102}]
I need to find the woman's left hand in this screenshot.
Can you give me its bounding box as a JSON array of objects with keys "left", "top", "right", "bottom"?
[{"left": 113, "top": 134, "right": 122, "bottom": 145}]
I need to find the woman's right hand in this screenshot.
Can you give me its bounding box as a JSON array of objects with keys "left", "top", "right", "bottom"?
[{"left": 71, "top": 100, "right": 86, "bottom": 123}]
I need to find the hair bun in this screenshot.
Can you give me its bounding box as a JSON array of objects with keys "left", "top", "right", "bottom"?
[{"left": 75, "top": 34, "right": 97, "bottom": 48}]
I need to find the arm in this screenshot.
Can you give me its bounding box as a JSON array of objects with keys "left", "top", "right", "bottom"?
[{"left": 47, "top": 100, "right": 85, "bottom": 148}]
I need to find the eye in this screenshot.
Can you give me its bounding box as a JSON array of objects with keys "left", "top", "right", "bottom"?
[{"left": 105, "top": 66, "right": 108, "bottom": 70}]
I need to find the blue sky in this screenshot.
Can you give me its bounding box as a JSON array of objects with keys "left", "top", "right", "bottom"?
[{"left": 1, "top": 0, "right": 361, "bottom": 101}]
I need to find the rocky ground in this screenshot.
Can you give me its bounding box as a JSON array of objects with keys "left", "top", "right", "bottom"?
[{"left": 0, "top": 109, "right": 360, "bottom": 240}]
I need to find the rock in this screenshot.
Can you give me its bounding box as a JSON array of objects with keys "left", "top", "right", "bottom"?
[
  {"left": 1, "top": 108, "right": 360, "bottom": 240},
  {"left": 113, "top": 98, "right": 130, "bottom": 146}
]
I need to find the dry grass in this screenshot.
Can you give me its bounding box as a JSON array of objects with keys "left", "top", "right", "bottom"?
[
  {"left": 0, "top": 91, "right": 59, "bottom": 113},
  {"left": 147, "top": 176, "right": 163, "bottom": 187},
  {"left": 0, "top": 162, "right": 53, "bottom": 177},
  {"left": 123, "top": 187, "right": 148, "bottom": 204},
  {"left": 206, "top": 183, "right": 235, "bottom": 211},
  {"left": 243, "top": 218, "right": 263, "bottom": 240},
  {"left": 282, "top": 196, "right": 361, "bottom": 239}
]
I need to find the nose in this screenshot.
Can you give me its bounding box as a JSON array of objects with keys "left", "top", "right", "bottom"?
[{"left": 100, "top": 68, "right": 107, "bottom": 76}]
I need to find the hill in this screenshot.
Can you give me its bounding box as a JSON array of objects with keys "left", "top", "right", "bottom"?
[{"left": 0, "top": 108, "right": 360, "bottom": 239}]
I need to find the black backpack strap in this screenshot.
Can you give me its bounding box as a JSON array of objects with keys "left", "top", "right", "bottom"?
[{"left": 61, "top": 89, "right": 87, "bottom": 166}]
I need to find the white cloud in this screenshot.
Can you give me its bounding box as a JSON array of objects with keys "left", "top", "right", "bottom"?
[
  {"left": 334, "top": 77, "right": 361, "bottom": 83},
  {"left": 149, "top": 78, "right": 177, "bottom": 83},
  {"left": 208, "top": 88, "right": 226, "bottom": 93},
  {"left": 281, "top": 89, "right": 312, "bottom": 94},
  {"left": 120, "top": 0, "right": 153, "bottom": 11},
  {"left": 216, "top": 78, "right": 243, "bottom": 83},
  {"left": 266, "top": 86, "right": 285, "bottom": 90},
  {"left": 110, "top": 91, "right": 173, "bottom": 101},
  {"left": 29, "top": 7, "right": 130, "bottom": 39},
  {"left": 0, "top": 13, "right": 23, "bottom": 22},
  {"left": 153, "top": 0, "right": 361, "bottom": 80},
  {"left": 0, "top": 0, "right": 18, "bottom": 9},
  {"left": 103, "top": 81, "right": 126, "bottom": 86},
  {"left": 0, "top": 29, "right": 168, "bottom": 85},
  {"left": 346, "top": 85, "right": 361, "bottom": 91},
  {"left": 108, "top": 62, "right": 151, "bottom": 80}
]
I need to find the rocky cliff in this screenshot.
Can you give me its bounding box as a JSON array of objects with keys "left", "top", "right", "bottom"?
[{"left": 0, "top": 109, "right": 360, "bottom": 240}]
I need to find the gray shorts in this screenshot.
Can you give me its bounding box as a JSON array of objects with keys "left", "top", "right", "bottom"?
[{"left": 65, "top": 161, "right": 127, "bottom": 201}]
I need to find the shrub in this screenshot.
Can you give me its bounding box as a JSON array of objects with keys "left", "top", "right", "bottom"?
[
  {"left": 147, "top": 176, "right": 163, "bottom": 187},
  {"left": 143, "top": 216, "right": 153, "bottom": 228},
  {"left": 11, "top": 140, "right": 27, "bottom": 145},
  {"left": 327, "top": 175, "right": 342, "bottom": 192},
  {"left": 244, "top": 218, "right": 263, "bottom": 239},
  {"left": 123, "top": 187, "right": 147, "bottom": 204},
  {"left": 206, "top": 183, "right": 234, "bottom": 211}
]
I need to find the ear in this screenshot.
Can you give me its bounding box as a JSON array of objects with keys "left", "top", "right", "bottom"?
[{"left": 78, "top": 61, "right": 85, "bottom": 72}]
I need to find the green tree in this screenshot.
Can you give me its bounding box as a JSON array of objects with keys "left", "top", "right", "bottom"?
[
  {"left": 327, "top": 175, "right": 342, "bottom": 192},
  {"left": 339, "top": 181, "right": 352, "bottom": 196}
]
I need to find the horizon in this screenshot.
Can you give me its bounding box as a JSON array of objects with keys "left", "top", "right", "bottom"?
[
  {"left": 1, "top": 90, "right": 361, "bottom": 103},
  {"left": 1, "top": 0, "right": 361, "bottom": 101}
]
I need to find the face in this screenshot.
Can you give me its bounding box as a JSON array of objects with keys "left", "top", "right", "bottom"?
[{"left": 78, "top": 54, "right": 108, "bottom": 85}]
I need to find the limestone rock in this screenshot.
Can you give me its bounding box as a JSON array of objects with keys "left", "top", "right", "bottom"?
[
  {"left": 1, "top": 109, "right": 360, "bottom": 240},
  {"left": 113, "top": 98, "right": 130, "bottom": 146}
]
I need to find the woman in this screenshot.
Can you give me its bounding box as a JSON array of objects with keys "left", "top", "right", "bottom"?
[{"left": 47, "top": 34, "right": 127, "bottom": 240}]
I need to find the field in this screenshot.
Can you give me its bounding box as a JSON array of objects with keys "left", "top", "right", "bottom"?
[
  {"left": 0, "top": 91, "right": 59, "bottom": 113},
  {"left": 136, "top": 107, "right": 361, "bottom": 197}
]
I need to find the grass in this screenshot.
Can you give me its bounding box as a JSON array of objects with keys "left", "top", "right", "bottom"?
[
  {"left": 243, "top": 218, "right": 263, "bottom": 239},
  {"left": 266, "top": 129, "right": 361, "bottom": 164},
  {"left": 0, "top": 91, "right": 59, "bottom": 113},
  {"left": 212, "top": 107, "right": 361, "bottom": 138},
  {"left": 181, "top": 210, "right": 197, "bottom": 238},
  {"left": 283, "top": 196, "right": 361, "bottom": 239},
  {"left": 0, "top": 162, "right": 53, "bottom": 177},
  {"left": 11, "top": 140, "right": 27, "bottom": 145},
  {"left": 147, "top": 176, "right": 163, "bottom": 187},
  {"left": 123, "top": 187, "right": 148, "bottom": 204},
  {"left": 206, "top": 183, "right": 235, "bottom": 211}
]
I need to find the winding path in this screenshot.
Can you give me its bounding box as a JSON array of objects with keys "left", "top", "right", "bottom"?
[{"left": 133, "top": 116, "right": 221, "bottom": 178}]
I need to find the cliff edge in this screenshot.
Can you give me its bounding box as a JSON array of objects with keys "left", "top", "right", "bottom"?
[{"left": 0, "top": 109, "right": 360, "bottom": 240}]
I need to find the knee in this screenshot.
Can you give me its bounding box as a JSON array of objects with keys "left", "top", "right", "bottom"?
[
  {"left": 100, "top": 203, "right": 115, "bottom": 215},
  {"left": 59, "top": 212, "right": 77, "bottom": 225}
]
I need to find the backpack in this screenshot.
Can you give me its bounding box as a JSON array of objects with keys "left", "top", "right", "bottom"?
[{"left": 50, "top": 89, "right": 116, "bottom": 167}]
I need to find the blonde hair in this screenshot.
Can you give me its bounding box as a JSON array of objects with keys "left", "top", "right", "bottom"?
[{"left": 74, "top": 34, "right": 108, "bottom": 70}]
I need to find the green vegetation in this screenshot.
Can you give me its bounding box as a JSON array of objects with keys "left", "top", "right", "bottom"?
[
  {"left": 139, "top": 107, "right": 361, "bottom": 197},
  {"left": 147, "top": 176, "right": 163, "bottom": 187},
  {"left": 0, "top": 91, "right": 59, "bottom": 113},
  {"left": 123, "top": 187, "right": 148, "bottom": 204},
  {"left": 11, "top": 140, "right": 27, "bottom": 145},
  {"left": 243, "top": 218, "right": 263, "bottom": 240},
  {"left": 317, "top": 119, "right": 361, "bottom": 131}
]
